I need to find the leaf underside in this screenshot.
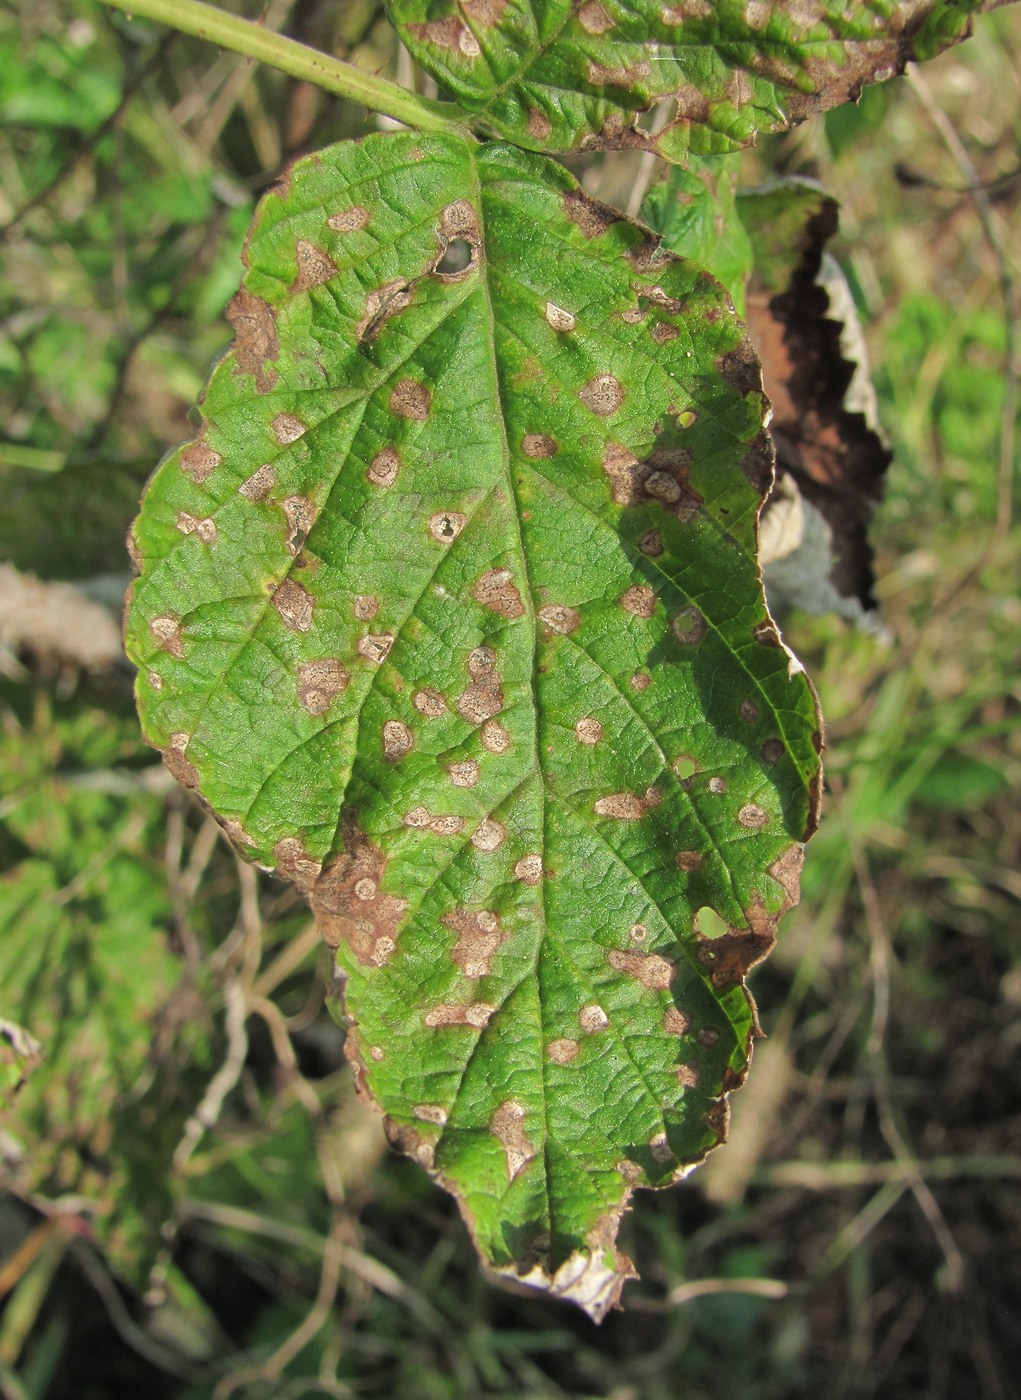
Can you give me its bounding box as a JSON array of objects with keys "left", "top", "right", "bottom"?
[
  {"left": 385, "top": 0, "right": 995, "bottom": 160},
  {"left": 125, "top": 131, "right": 821, "bottom": 1319}
]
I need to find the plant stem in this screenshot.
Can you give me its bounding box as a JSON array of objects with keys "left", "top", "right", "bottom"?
[{"left": 97, "top": 0, "right": 467, "bottom": 137}]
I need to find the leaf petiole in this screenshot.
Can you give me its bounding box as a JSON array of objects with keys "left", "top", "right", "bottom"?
[{"left": 96, "top": 0, "right": 470, "bottom": 137}]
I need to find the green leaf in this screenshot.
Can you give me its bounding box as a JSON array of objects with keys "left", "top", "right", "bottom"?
[
  {"left": 384, "top": 0, "right": 998, "bottom": 160},
  {"left": 124, "top": 130, "right": 821, "bottom": 1319},
  {"left": 640, "top": 152, "right": 753, "bottom": 314}
]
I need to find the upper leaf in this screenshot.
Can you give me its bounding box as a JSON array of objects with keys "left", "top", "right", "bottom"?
[
  {"left": 124, "top": 130, "right": 821, "bottom": 1319},
  {"left": 384, "top": 0, "right": 999, "bottom": 160}
]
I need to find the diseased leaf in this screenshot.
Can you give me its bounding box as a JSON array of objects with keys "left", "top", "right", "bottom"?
[
  {"left": 384, "top": 0, "right": 999, "bottom": 161},
  {"left": 737, "top": 180, "right": 892, "bottom": 614},
  {"left": 124, "top": 130, "right": 821, "bottom": 1319},
  {"left": 640, "top": 153, "right": 753, "bottom": 316}
]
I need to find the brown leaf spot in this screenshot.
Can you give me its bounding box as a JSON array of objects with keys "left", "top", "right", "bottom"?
[
  {"left": 409, "top": 15, "right": 481, "bottom": 54},
  {"left": 738, "top": 803, "right": 769, "bottom": 829},
  {"left": 594, "top": 788, "right": 659, "bottom": 820},
  {"left": 695, "top": 924, "right": 775, "bottom": 991},
  {"left": 147, "top": 670, "right": 162, "bottom": 691},
  {"left": 579, "top": 374, "right": 624, "bottom": 417},
  {"left": 649, "top": 1131, "right": 674, "bottom": 1164},
  {"left": 672, "top": 607, "right": 706, "bottom": 645},
  {"left": 538, "top": 604, "right": 580, "bottom": 635},
  {"left": 639, "top": 529, "right": 663, "bottom": 556},
  {"left": 382, "top": 720, "right": 414, "bottom": 762},
  {"left": 575, "top": 717, "right": 603, "bottom": 745},
  {"left": 471, "top": 817, "right": 505, "bottom": 852},
  {"left": 468, "top": 645, "right": 497, "bottom": 678},
  {"left": 526, "top": 107, "right": 552, "bottom": 139},
  {"left": 354, "top": 595, "right": 379, "bottom": 621},
  {"left": 274, "top": 836, "right": 322, "bottom": 894},
  {"left": 429, "top": 813, "right": 465, "bottom": 837},
  {"left": 273, "top": 578, "right": 314, "bottom": 632},
  {"left": 298, "top": 659, "right": 349, "bottom": 715},
  {"left": 312, "top": 820, "right": 408, "bottom": 964},
  {"left": 481, "top": 720, "right": 510, "bottom": 754},
  {"left": 414, "top": 688, "right": 447, "bottom": 717},
  {"left": 150, "top": 615, "right": 183, "bottom": 658},
  {"left": 545, "top": 301, "right": 576, "bottom": 332},
  {"left": 272, "top": 413, "right": 306, "bottom": 444},
  {"left": 675, "top": 1063, "right": 700, "bottom": 1088},
  {"left": 328, "top": 206, "right": 370, "bottom": 232},
  {"left": 443, "top": 907, "right": 506, "bottom": 979},
  {"left": 708, "top": 776, "right": 727, "bottom": 795},
  {"left": 164, "top": 733, "right": 199, "bottom": 789},
  {"left": 630, "top": 672, "right": 651, "bottom": 692},
  {"left": 754, "top": 620, "right": 781, "bottom": 647},
  {"left": 291, "top": 239, "right": 337, "bottom": 294},
  {"left": 429, "top": 511, "right": 467, "bottom": 543},
  {"left": 473, "top": 568, "right": 525, "bottom": 619},
  {"left": 588, "top": 59, "right": 651, "bottom": 86},
  {"left": 697, "top": 1027, "right": 720, "bottom": 1047},
  {"left": 403, "top": 807, "right": 431, "bottom": 828},
  {"left": 390, "top": 378, "right": 431, "bottom": 421},
  {"left": 281, "top": 495, "right": 316, "bottom": 554},
  {"left": 579, "top": 1003, "right": 609, "bottom": 1033},
  {"left": 769, "top": 844, "right": 804, "bottom": 910},
  {"left": 645, "top": 471, "right": 681, "bottom": 503},
  {"left": 357, "top": 278, "right": 413, "bottom": 344},
  {"left": 368, "top": 448, "right": 400, "bottom": 488},
  {"left": 413, "top": 1104, "right": 448, "bottom": 1126},
  {"left": 578, "top": 0, "right": 613, "bottom": 31},
  {"left": 608, "top": 949, "right": 675, "bottom": 989},
  {"left": 457, "top": 649, "right": 504, "bottom": 725},
  {"left": 180, "top": 439, "right": 221, "bottom": 483},
  {"left": 740, "top": 699, "right": 760, "bottom": 724},
  {"left": 176, "top": 512, "right": 217, "bottom": 544},
  {"left": 629, "top": 923, "right": 648, "bottom": 942},
  {"left": 601, "top": 442, "right": 643, "bottom": 504},
  {"left": 490, "top": 1100, "right": 534, "bottom": 1181},
  {"left": 562, "top": 189, "right": 620, "bottom": 239},
  {"left": 357, "top": 634, "right": 394, "bottom": 665},
  {"left": 522, "top": 433, "right": 558, "bottom": 459},
  {"left": 424, "top": 1001, "right": 496, "bottom": 1029},
  {"left": 547, "top": 1038, "right": 580, "bottom": 1064},
  {"left": 227, "top": 287, "right": 279, "bottom": 393},
  {"left": 514, "top": 854, "right": 542, "bottom": 886},
  {"left": 651, "top": 321, "right": 679, "bottom": 345},
  {"left": 663, "top": 1007, "right": 691, "bottom": 1035},
  {"left": 620, "top": 584, "right": 655, "bottom": 618},
  {"left": 761, "top": 738, "right": 785, "bottom": 764},
  {"left": 369, "top": 1046, "right": 385, "bottom": 1061},
  {"left": 385, "top": 1119, "right": 435, "bottom": 1169},
  {"left": 448, "top": 760, "right": 479, "bottom": 788},
  {"left": 676, "top": 850, "right": 703, "bottom": 872},
  {"left": 239, "top": 464, "right": 276, "bottom": 501}
]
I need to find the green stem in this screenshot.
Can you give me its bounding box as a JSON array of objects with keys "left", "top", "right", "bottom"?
[{"left": 97, "top": 0, "right": 467, "bottom": 137}]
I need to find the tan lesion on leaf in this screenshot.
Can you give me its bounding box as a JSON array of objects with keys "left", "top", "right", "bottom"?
[
  {"left": 413, "top": 1104, "right": 448, "bottom": 1126},
  {"left": 522, "top": 433, "right": 558, "bottom": 459},
  {"left": 448, "top": 760, "right": 480, "bottom": 788},
  {"left": 443, "top": 907, "right": 506, "bottom": 979},
  {"left": 471, "top": 817, "right": 506, "bottom": 852},
  {"left": 577, "top": 0, "right": 614, "bottom": 31},
  {"left": 357, "top": 633, "right": 394, "bottom": 665},
  {"left": 312, "top": 818, "right": 408, "bottom": 964},
  {"left": 676, "top": 849, "right": 703, "bottom": 872},
  {"left": 291, "top": 239, "right": 337, "bottom": 294},
  {"left": 594, "top": 786, "right": 660, "bottom": 820},
  {"left": 354, "top": 595, "right": 379, "bottom": 621},
  {"left": 579, "top": 1003, "right": 608, "bottom": 1033},
  {"left": 239, "top": 464, "right": 276, "bottom": 501},
  {"left": 490, "top": 1100, "right": 535, "bottom": 1181},
  {"left": 663, "top": 1007, "right": 691, "bottom": 1035},
  {"left": 457, "top": 646, "right": 504, "bottom": 724},
  {"left": 382, "top": 720, "right": 414, "bottom": 761},
  {"left": 639, "top": 529, "right": 663, "bottom": 556},
  {"left": 390, "top": 379, "right": 431, "bottom": 421},
  {"left": 328, "top": 205, "right": 370, "bottom": 232},
  {"left": 574, "top": 717, "right": 603, "bottom": 745},
  {"left": 180, "top": 437, "right": 222, "bottom": 483},
  {"left": 514, "top": 854, "right": 542, "bottom": 885},
  {"left": 672, "top": 606, "right": 706, "bottom": 645},
  {"left": 738, "top": 803, "right": 769, "bottom": 829},
  {"left": 408, "top": 15, "right": 481, "bottom": 55},
  {"left": 150, "top": 615, "right": 183, "bottom": 658},
  {"left": 545, "top": 302, "right": 576, "bottom": 332},
  {"left": 423, "top": 1001, "right": 496, "bottom": 1029},
  {"left": 281, "top": 495, "right": 316, "bottom": 554},
  {"left": 607, "top": 949, "right": 675, "bottom": 989},
  {"left": 547, "top": 1038, "right": 580, "bottom": 1064},
  {"left": 620, "top": 584, "right": 655, "bottom": 618},
  {"left": 473, "top": 568, "right": 525, "bottom": 619},
  {"left": 274, "top": 836, "right": 322, "bottom": 893},
  {"left": 579, "top": 374, "right": 624, "bottom": 417},
  {"left": 272, "top": 578, "right": 314, "bottom": 632},
  {"left": 414, "top": 688, "right": 447, "bottom": 717},
  {"left": 675, "top": 1063, "right": 700, "bottom": 1088},
  {"left": 538, "top": 604, "right": 580, "bottom": 635},
  {"left": 429, "top": 511, "right": 467, "bottom": 543},
  {"left": 357, "top": 279, "right": 414, "bottom": 344},
  {"left": 163, "top": 732, "right": 199, "bottom": 789},
  {"left": 433, "top": 199, "right": 482, "bottom": 282},
  {"left": 562, "top": 189, "right": 620, "bottom": 239},
  {"left": 272, "top": 413, "right": 306, "bottom": 444},
  {"left": 176, "top": 512, "right": 217, "bottom": 544},
  {"left": 297, "top": 658, "right": 349, "bottom": 715},
  {"left": 481, "top": 720, "right": 510, "bottom": 753},
  {"left": 367, "top": 448, "right": 401, "bottom": 488},
  {"left": 526, "top": 107, "right": 552, "bottom": 139},
  {"left": 227, "top": 287, "right": 280, "bottom": 393}
]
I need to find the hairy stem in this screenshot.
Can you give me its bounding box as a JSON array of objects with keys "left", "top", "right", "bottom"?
[{"left": 97, "top": 0, "right": 468, "bottom": 136}]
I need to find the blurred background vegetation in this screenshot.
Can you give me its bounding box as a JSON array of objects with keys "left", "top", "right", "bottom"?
[{"left": 0, "top": 2, "right": 1019, "bottom": 1396}]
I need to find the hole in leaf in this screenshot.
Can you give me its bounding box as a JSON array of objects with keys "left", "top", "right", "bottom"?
[
  {"left": 674, "top": 755, "right": 697, "bottom": 781},
  {"left": 436, "top": 239, "right": 474, "bottom": 276},
  {"left": 695, "top": 906, "right": 729, "bottom": 939}
]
